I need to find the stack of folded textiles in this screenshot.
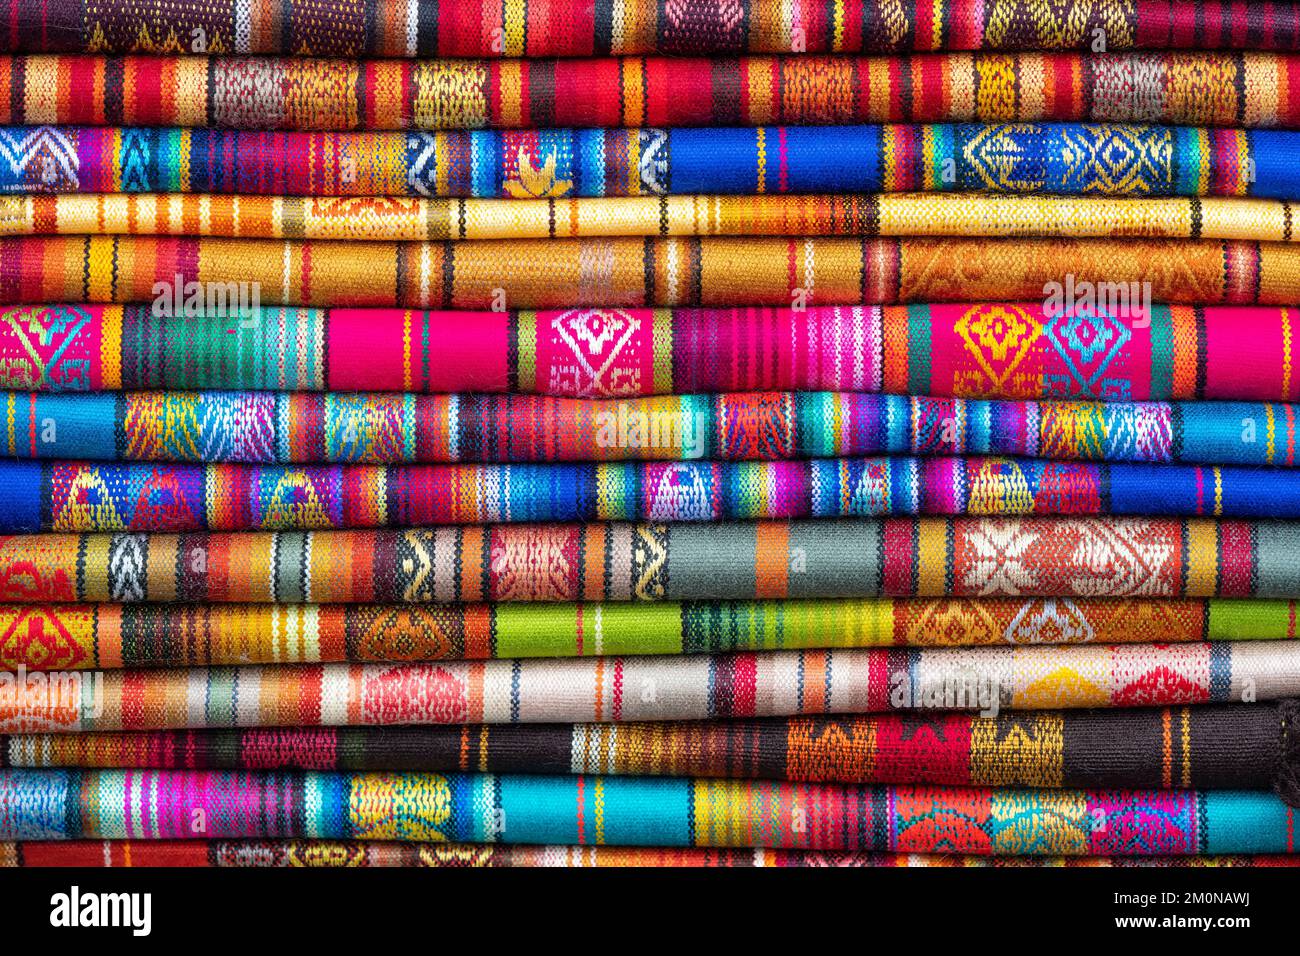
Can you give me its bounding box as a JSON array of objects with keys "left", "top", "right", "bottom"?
[{"left": 1, "top": 0, "right": 1299, "bottom": 871}]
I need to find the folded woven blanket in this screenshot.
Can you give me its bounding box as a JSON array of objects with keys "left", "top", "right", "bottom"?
[
  {"left": 7, "top": 194, "right": 1299, "bottom": 243},
  {"left": 2, "top": 597, "right": 1290, "bottom": 670},
  {"left": 5, "top": 391, "right": 1296, "bottom": 467},
  {"left": 0, "top": 771, "right": 1292, "bottom": 855},
  {"left": 3, "top": 125, "right": 1291, "bottom": 199},
  {"left": 4, "top": 704, "right": 1293, "bottom": 797},
  {"left": 6, "top": 458, "right": 1300, "bottom": 532},
  {"left": 4, "top": 842, "right": 1295, "bottom": 868},
  {"left": 3, "top": 236, "right": 1292, "bottom": 308},
  {"left": 4, "top": 52, "right": 1296, "bottom": 130},
  {"left": 1, "top": 518, "right": 1293, "bottom": 604},
  {"left": 2, "top": 644, "right": 1297, "bottom": 731},
  {"left": 8, "top": 303, "right": 1298, "bottom": 403},
  {"left": 2, "top": 0, "right": 1292, "bottom": 57}
]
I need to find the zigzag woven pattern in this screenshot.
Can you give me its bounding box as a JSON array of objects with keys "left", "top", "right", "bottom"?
[
  {"left": 6, "top": 457, "right": 1300, "bottom": 533},
  {"left": 0, "top": 124, "right": 1289, "bottom": 199},
  {"left": 3, "top": 0, "right": 1296, "bottom": 56},
  {"left": 0, "top": 771, "right": 1293, "bottom": 855},
  {"left": 3, "top": 597, "right": 1292, "bottom": 670},
  {"left": 8, "top": 303, "right": 1300, "bottom": 403},
  {"left": 0, "top": 517, "right": 1296, "bottom": 604},
  {"left": 0, "top": 705, "right": 1287, "bottom": 792},
  {"left": 4, "top": 842, "right": 1296, "bottom": 867},
  {"left": 3, "top": 236, "right": 1293, "bottom": 308},
  {"left": 8, "top": 194, "right": 1300, "bottom": 243},
  {"left": 4, "top": 645, "right": 1297, "bottom": 732},
  {"left": 5, "top": 390, "right": 1295, "bottom": 467},
  {"left": 5, "top": 52, "right": 1299, "bottom": 130}
]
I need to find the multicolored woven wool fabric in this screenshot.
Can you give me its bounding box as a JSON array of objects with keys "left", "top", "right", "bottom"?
[
  {"left": 8, "top": 194, "right": 1300, "bottom": 243},
  {"left": 4, "top": 236, "right": 1296, "bottom": 308},
  {"left": 4, "top": 841, "right": 1296, "bottom": 868},
  {"left": 6, "top": 52, "right": 1300, "bottom": 130},
  {"left": 6, "top": 390, "right": 1297, "bottom": 467},
  {"left": 3, "top": 644, "right": 1297, "bottom": 731},
  {"left": 0, "top": 770, "right": 1293, "bottom": 855},
  {"left": 3, "top": 0, "right": 1297, "bottom": 57},
  {"left": 2, "top": 124, "right": 1291, "bottom": 199},
  {"left": 3, "top": 597, "right": 1294, "bottom": 670},
  {"left": 1, "top": 517, "right": 1295, "bottom": 604},
  {"left": 6, "top": 457, "right": 1300, "bottom": 533},
  {"left": 2, "top": 0, "right": 1298, "bottom": 876},
  {"left": 9, "top": 303, "right": 1300, "bottom": 403},
  {"left": 3, "top": 705, "right": 1291, "bottom": 795}
]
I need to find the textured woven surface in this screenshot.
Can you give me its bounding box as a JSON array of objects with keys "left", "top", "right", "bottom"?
[
  {"left": 2, "top": 124, "right": 1291, "bottom": 199},
  {"left": 3, "top": 598, "right": 1291, "bottom": 670},
  {"left": 10, "top": 303, "right": 1300, "bottom": 403},
  {"left": 5, "top": 52, "right": 1300, "bottom": 130},
  {"left": 2, "top": 644, "right": 1297, "bottom": 731},
  {"left": 7, "top": 390, "right": 1298, "bottom": 467},
  {"left": 4, "top": 842, "right": 1296, "bottom": 867},
  {"left": 6, "top": 457, "right": 1300, "bottom": 533},
  {"left": 4, "top": 236, "right": 1294, "bottom": 308},
  {"left": 0, "top": 771, "right": 1292, "bottom": 854},
  {"left": 3, "top": 0, "right": 1296, "bottom": 56},
  {"left": 2, "top": 0, "right": 1294, "bottom": 871},
  {"left": 1, "top": 706, "right": 1285, "bottom": 793},
  {"left": 9, "top": 194, "right": 1300, "bottom": 243},
  {"left": 2, "top": 518, "right": 1295, "bottom": 604}
]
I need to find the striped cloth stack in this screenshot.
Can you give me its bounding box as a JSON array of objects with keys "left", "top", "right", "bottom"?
[{"left": 0, "top": 0, "right": 1298, "bottom": 869}]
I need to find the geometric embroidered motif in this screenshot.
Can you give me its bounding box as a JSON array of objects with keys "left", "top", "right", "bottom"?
[
  {"left": 0, "top": 305, "right": 94, "bottom": 390},
  {"left": 545, "top": 309, "right": 644, "bottom": 397},
  {"left": 953, "top": 304, "right": 1042, "bottom": 396},
  {"left": 1042, "top": 303, "right": 1133, "bottom": 399}
]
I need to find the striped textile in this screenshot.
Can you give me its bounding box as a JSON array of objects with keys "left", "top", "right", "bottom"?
[
  {"left": 9, "top": 303, "right": 1300, "bottom": 403},
  {"left": 3, "top": 0, "right": 1296, "bottom": 57},
  {"left": 3, "top": 645, "right": 1297, "bottom": 731},
  {"left": 3, "top": 598, "right": 1292, "bottom": 670},
  {"left": 1, "top": 517, "right": 1296, "bottom": 604},
  {"left": 5, "top": 0, "right": 1297, "bottom": 875},
  {"left": 5, "top": 52, "right": 1299, "bottom": 130},
  {"left": 2, "top": 124, "right": 1292, "bottom": 199},
  {"left": 1, "top": 705, "right": 1290, "bottom": 794},
  {"left": 3, "top": 842, "right": 1296, "bottom": 868},
  {"left": 5, "top": 390, "right": 1297, "bottom": 467},
  {"left": 0, "top": 771, "right": 1293, "bottom": 855},
  {"left": 6, "top": 194, "right": 1300, "bottom": 243},
  {"left": 2, "top": 236, "right": 1294, "bottom": 308},
  {"left": 6, "top": 457, "right": 1300, "bottom": 533}
]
